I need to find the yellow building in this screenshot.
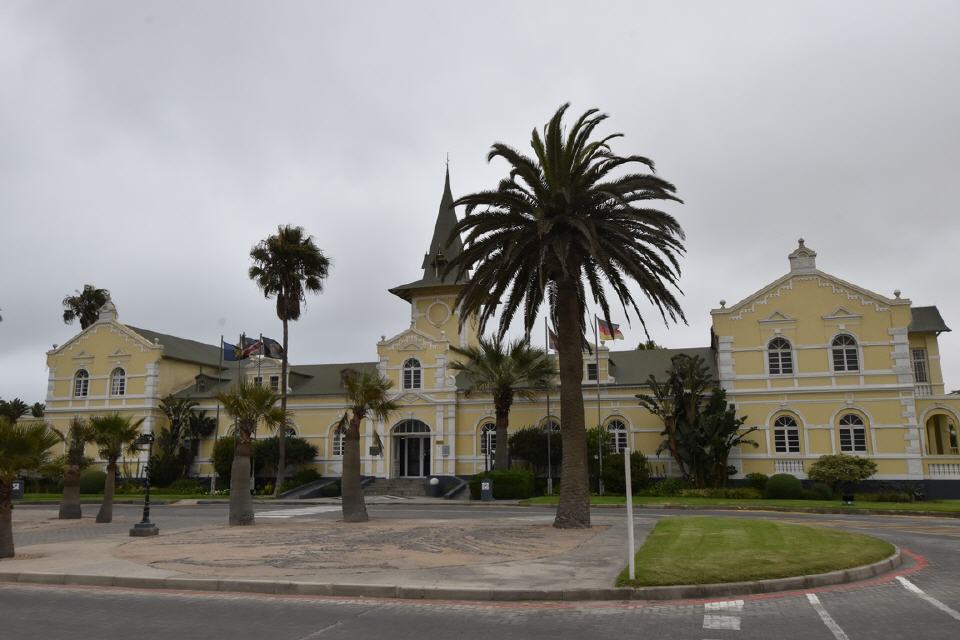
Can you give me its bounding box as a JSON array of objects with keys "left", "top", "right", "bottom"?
[{"left": 43, "top": 174, "right": 960, "bottom": 496}]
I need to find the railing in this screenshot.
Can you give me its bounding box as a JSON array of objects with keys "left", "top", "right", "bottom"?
[
  {"left": 915, "top": 383, "right": 933, "bottom": 397},
  {"left": 928, "top": 463, "right": 960, "bottom": 478},
  {"left": 774, "top": 459, "right": 805, "bottom": 475}
]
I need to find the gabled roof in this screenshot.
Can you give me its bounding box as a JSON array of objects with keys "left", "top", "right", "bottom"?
[
  {"left": 909, "top": 306, "right": 951, "bottom": 333},
  {"left": 127, "top": 327, "right": 224, "bottom": 367}
]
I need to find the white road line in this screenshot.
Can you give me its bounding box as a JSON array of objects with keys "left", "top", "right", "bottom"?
[
  {"left": 257, "top": 506, "right": 342, "bottom": 518},
  {"left": 897, "top": 577, "right": 960, "bottom": 622},
  {"left": 703, "top": 615, "right": 741, "bottom": 630},
  {"left": 705, "top": 599, "right": 744, "bottom": 612},
  {"left": 703, "top": 599, "right": 744, "bottom": 631},
  {"left": 807, "top": 594, "right": 850, "bottom": 640}
]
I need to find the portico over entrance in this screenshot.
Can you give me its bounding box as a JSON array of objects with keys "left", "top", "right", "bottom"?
[{"left": 392, "top": 419, "right": 431, "bottom": 478}]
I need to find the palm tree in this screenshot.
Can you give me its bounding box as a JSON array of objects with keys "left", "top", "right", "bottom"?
[
  {"left": 249, "top": 225, "right": 331, "bottom": 498},
  {"left": 0, "top": 398, "right": 30, "bottom": 424},
  {"left": 445, "top": 104, "right": 686, "bottom": 528},
  {"left": 62, "top": 285, "right": 111, "bottom": 329},
  {"left": 89, "top": 414, "right": 144, "bottom": 523},
  {"left": 339, "top": 369, "right": 397, "bottom": 523},
  {"left": 217, "top": 382, "right": 290, "bottom": 525},
  {"left": 30, "top": 402, "right": 45, "bottom": 418},
  {"left": 1, "top": 417, "right": 59, "bottom": 557},
  {"left": 449, "top": 336, "right": 556, "bottom": 470},
  {"left": 52, "top": 416, "right": 94, "bottom": 519}
]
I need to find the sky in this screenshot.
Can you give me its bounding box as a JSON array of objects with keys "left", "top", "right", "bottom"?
[{"left": 1, "top": 1, "right": 959, "bottom": 402}]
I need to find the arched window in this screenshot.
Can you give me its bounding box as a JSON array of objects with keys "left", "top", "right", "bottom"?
[
  {"left": 479, "top": 422, "right": 496, "bottom": 455},
  {"left": 331, "top": 424, "right": 346, "bottom": 457},
  {"left": 773, "top": 415, "right": 800, "bottom": 453},
  {"left": 392, "top": 419, "right": 430, "bottom": 434},
  {"left": 402, "top": 358, "right": 422, "bottom": 390},
  {"left": 541, "top": 418, "right": 560, "bottom": 433},
  {"left": 73, "top": 370, "right": 89, "bottom": 398},
  {"left": 768, "top": 337, "right": 794, "bottom": 375},
  {"left": 607, "top": 419, "right": 628, "bottom": 454},
  {"left": 832, "top": 335, "right": 860, "bottom": 372},
  {"left": 839, "top": 414, "right": 867, "bottom": 453},
  {"left": 110, "top": 367, "right": 126, "bottom": 396}
]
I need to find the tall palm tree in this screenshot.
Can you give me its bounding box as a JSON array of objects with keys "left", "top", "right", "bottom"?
[
  {"left": 217, "top": 382, "right": 290, "bottom": 526},
  {"left": 445, "top": 104, "right": 686, "bottom": 528},
  {"left": 249, "top": 225, "right": 331, "bottom": 498},
  {"left": 449, "top": 336, "right": 556, "bottom": 470},
  {"left": 1, "top": 417, "right": 59, "bottom": 557},
  {"left": 62, "top": 285, "right": 111, "bottom": 329},
  {"left": 339, "top": 369, "right": 397, "bottom": 523},
  {"left": 89, "top": 414, "right": 144, "bottom": 523},
  {"left": 52, "top": 416, "right": 94, "bottom": 520}
]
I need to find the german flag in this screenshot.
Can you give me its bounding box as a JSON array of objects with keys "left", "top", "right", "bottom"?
[{"left": 597, "top": 318, "right": 624, "bottom": 341}]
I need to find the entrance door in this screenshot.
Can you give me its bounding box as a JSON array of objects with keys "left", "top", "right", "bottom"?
[{"left": 396, "top": 436, "right": 430, "bottom": 477}]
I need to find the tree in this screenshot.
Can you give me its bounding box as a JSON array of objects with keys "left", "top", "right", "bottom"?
[
  {"left": 340, "top": 369, "right": 397, "bottom": 523},
  {"left": 0, "top": 417, "right": 59, "bottom": 558},
  {"left": 151, "top": 396, "right": 216, "bottom": 486},
  {"left": 0, "top": 398, "right": 30, "bottom": 424},
  {"left": 249, "top": 225, "right": 331, "bottom": 498},
  {"left": 30, "top": 402, "right": 45, "bottom": 418},
  {"left": 90, "top": 414, "right": 143, "bottom": 523},
  {"left": 449, "top": 336, "right": 556, "bottom": 470},
  {"left": 252, "top": 436, "right": 318, "bottom": 478},
  {"left": 807, "top": 454, "right": 878, "bottom": 494},
  {"left": 217, "top": 382, "right": 289, "bottom": 525},
  {"left": 52, "top": 416, "right": 94, "bottom": 519},
  {"left": 445, "top": 105, "right": 685, "bottom": 528},
  {"left": 62, "top": 285, "right": 111, "bottom": 330},
  {"left": 637, "top": 340, "right": 662, "bottom": 350},
  {"left": 508, "top": 425, "right": 562, "bottom": 476}
]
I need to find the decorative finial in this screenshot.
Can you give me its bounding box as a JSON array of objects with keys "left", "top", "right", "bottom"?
[
  {"left": 52, "top": 344, "right": 58, "bottom": 349},
  {"left": 798, "top": 238, "right": 805, "bottom": 247},
  {"left": 720, "top": 299, "right": 726, "bottom": 309},
  {"left": 894, "top": 289, "right": 901, "bottom": 299},
  {"left": 446, "top": 152, "right": 449, "bottom": 170}
]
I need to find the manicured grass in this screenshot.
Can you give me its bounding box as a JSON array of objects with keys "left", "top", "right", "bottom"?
[
  {"left": 20, "top": 493, "right": 227, "bottom": 502},
  {"left": 523, "top": 494, "right": 960, "bottom": 513},
  {"left": 617, "top": 516, "right": 894, "bottom": 587}
]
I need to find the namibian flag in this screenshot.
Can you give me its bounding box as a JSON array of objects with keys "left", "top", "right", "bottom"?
[
  {"left": 597, "top": 317, "right": 625, "bottom": 341},
  {"left": 261, "top": 336, "right": 285, "bottom": 359}
]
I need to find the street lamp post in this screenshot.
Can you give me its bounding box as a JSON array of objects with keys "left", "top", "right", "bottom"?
[{"left": 129, "top": 432, "right": 159, "bottom": 537}]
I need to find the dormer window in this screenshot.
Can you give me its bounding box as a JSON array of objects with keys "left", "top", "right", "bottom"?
[
  {"left": 587, "top": 363, "right": 598, "bottom": 381},
  {"left": 403, "top": 358, "right": 422, "bottom": 390},
  {"left": 73, "top": 370, "right": 89, "bottom": 398},
  {"left": 109, "top": 367, "right": 126, "bottom": 396},
  {"left": 831, "top": 335, "right": 860, "bottom": 372},
  {"left": 767, "top": 337, "right": 793, "bottom": 375},
  {"left": 269, "top": 375, "right": 280, "bottom": 391}
]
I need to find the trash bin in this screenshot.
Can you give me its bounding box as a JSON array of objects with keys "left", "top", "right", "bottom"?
[
  {"left": 481, "top": 478, "right": 494, "bottom": 502},
  {"left": 11, "top": 479, "right": 24, "bottom": 500},
  {"left": 426, "top": 477, "right": 441, "bottom": 498}
]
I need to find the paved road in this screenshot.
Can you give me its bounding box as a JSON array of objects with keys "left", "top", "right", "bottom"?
[{"left": 4, "top": 502, "right": 960, "bottom": 639}]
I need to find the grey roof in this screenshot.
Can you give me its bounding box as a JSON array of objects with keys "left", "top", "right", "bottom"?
[
  {"left": 608, "top": 347, "right": 717, "bottom": 385},
  {"left": 389, "top": 167, "right": 468, "bottom": 301},
  {"left": 909, "top": 306, "right": 951, "bottom": 333},
  {"left": 175, "top": 361, "right": 379, "bottom": 399},
  {"left": 128, "top": 326, "right": 224, "bottom": 367}
]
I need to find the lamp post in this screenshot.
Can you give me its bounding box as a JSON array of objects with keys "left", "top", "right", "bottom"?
[{"left": 129, "top": 432, "right": 159, "bottom": 537}]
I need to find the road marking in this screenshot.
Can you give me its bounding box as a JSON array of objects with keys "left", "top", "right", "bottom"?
[
  {"left": 897, "top": 577, "right": 960, "bottom": 622},
  {"left": 257, "top": 506, "right": 342, "bottom": 518},
  {"left": 807, "top": 594, "right": 849, "bottom": 640},
  {"left": 703, "top": 599, "right": 743, "bottom": 631}
]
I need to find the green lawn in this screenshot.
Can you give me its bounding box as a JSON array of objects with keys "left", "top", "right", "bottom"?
[
  {"left": 618, "top": 516, "right": 894, "bottom": 587},
  {"left": 524, "top": 494, "right": 960, "bottom": 514},
  {"left": 20, "top": 493, "right": 227, "bottom": 502}
]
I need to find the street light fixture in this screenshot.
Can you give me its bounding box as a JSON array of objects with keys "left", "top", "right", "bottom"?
[{"left": 129, "top": 432, "right": 159, "bottom": 537}]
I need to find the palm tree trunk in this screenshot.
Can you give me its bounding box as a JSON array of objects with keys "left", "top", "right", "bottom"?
[
  {"left": 554, "top": 279, "right": 591, "bottom": 529},
  {"left": 340, "top": 414, "right": 368, "bottom": 523},
  {"left": 494, "top": 403, "right": 510, "bottom": 471},
  {"left": 96, "top": 462, "right": 116, "bottom": 523},
  {"left": 59, "top": 465, "right": 82, "bottom": 519},
  {"left": 230, "top": 437, "right": 255, "bottom": 525},
  {"left": 0, "top": 479, "right": 14, "bottom": 558},
  {"left": 273, "top": 319, "right": 289, "bottom": 498}
]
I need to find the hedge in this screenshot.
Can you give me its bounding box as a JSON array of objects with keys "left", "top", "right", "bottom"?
[{"left": 469, "top": 469, "right": 535, "bottom": 499}]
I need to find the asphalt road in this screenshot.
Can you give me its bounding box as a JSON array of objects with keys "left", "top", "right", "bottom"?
[{"left": 3, "top": 502, "right": 960, "bottom": 639}]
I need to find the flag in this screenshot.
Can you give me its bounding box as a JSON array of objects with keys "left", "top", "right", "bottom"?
[
  {"left": 222, "top": 337, "right": 261, "bottom": 361},
  {"left": 261, "top": 336, "right": 285, "bottom": 359},
  {"left": 597, "top": 317, "right": 625, "bottom": 341},
  {"left": 547, "top": 328, "right": 559, "bottom": 350},
  {"left": 372, "top": 431, "right": 385, "bottom": 457}
]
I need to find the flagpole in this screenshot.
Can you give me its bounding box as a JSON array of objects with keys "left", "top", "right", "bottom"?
[
  {"left": 257, "top": 333, "right": 263, "bottom": 386},
  {"left": 544, "top": 317, "right": 553, "bottom": 496},
  {"left": 595, "top": 314, "right": 604, "bottom": 496},
  {"left": 211, "top": 335, "right": 223, "bottom": 495}
]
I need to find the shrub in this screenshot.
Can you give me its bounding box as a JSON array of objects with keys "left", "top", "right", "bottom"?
[
  {"left": 856, "top": 491, "right": 913, "bottom": 503},
  {"left": 508, "top": 426, "right": 561, "bottom": 475},
  {"left": 213, "top": 436, "right": 235, "bottom": 481},
  {"left": 252, "top": 437, "right": 318, "bottom": 476},
  {"left": 600, "top": 452, "right": 651, "bottom": 495},
  {"left": 807, "top": 454, "right": 878, "bottom": 493},
  {"left": 646, "top": 477, "right": 689, "bottom": 496},
  {"left": 680, "top": 487, "right": 761, "bottom": 499},
  {"left": 79, "top": 469, "right": 106, "bottom": 494},
  {"left": 115, "top": 482, "right": 143, "bottom": 495},
  {"left": 809, "top": 482, "right": 834, "bottom": 500},
  {"left": 745, "top": 472, "right": 769, "bottom": 493},
  {"left": 163, "top": 479, "right": 203, "bottom": 495},
  {"left": 764, "top": 473, "right": 804, "bottom": 499},
  {"left": 469, "top": 469, "right": 535, "bottom": 499}
]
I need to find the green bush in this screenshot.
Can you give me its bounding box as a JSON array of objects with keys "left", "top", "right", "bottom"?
[
  {"left": 601, "top": 452, "right": 651, "bottom": 495},
  {"left": 163, "top": 479, "right": 203, "bottom": 495},
  {"left": 469, "top": 469, "right": 535, "bottom": 499},
  {"left": 809, "top": 482, "right": 834, "bottom": 500},
  {"left": 856, "top": 491, "right": 913, "bottom": 503},
  {"left": 745, "top": 472, "right": 769, "bottom": 493},
  {"left": 213, "top": 436, "right": 235, "bottom": 481},
  {"left": 646, "top": 477, "right": 689, "bottom": 496},
  {"left": 252, "top": 437, "right": 319, "bottom": 476},
  {"left": 764, "top": 473, "right": 804, "bottom": 499},
  {"left": 79, "top": 469, "right": 106, "bottom": 494},
  {"left": 115, "top": 482, "right": 144, "bottom": 495},
  {"left": 680, "top": 487, "right": 761, "bottom": 499},
  {"left": 807, "top": 454, "right": 878, "bottom": 492}
]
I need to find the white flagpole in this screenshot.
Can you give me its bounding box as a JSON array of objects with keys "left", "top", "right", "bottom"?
[
  {"left": 625, "top": 437, "right": 636, "bottom": 580},
  {"left": 595, "top": 314, "right": 604, "bottom": 496},
  {"left": 544, "top": 317, "right": 553, "bottom": 496}
]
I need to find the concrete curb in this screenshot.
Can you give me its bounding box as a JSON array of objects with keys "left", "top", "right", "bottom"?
[
  {"left": 0, "top": 547, "right": 902, "bottom": 602},
  {"left": 522, "top": 502, "right": 960, "bottom": 519}
]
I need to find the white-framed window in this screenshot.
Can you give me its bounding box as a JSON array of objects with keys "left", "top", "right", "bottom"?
[
  {"left": 73, "top": 370, "right": 89, "bottom": 398},
  {"left": 109, "top": 367, "right": 126, "bottom": 396},
  {"left": 269, "top": 375, "right": 280, "bottom": 391},
  {"left": 402, "top": 358, "right": 422, "bottom": 390},
  {"left": 911, "top": 348, "right": 929, "bottom": 383},
  {"left": 479, "top": 422, "right": 496, "bottom": 455},
  {"left": 773, "top": 415, "right": 801, "bottom": 453},
  {"left": 831, "top": 334, "right": 860, "bottom": 372},
  {"left": 607, "top": 419, "right": 627, "bottom": 454},
  {"left": 839, "top": 414, "right": 867, "bottom": 453},
  {"left": 587, "top": 363, "right": 598, "bottom": 381},
  {"left": 767, "top": 337, "right": 794, "bottom": 375},
  {"left": 253, "top": 376, "right": 263, "bottom": 387},
  {"left": 332, "top": 424, "right": 346, "bottom": 457}
]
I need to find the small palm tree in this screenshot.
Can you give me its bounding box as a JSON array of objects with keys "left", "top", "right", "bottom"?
[
  {"left": 30, "top": 402, "right": 45, "bottom": 418},
  {"left": 217, "top": 383, "right": 290, "bottom": 525},
  {"left": 0, "top": 398, "right": 30, "bottom": 424},
  {"left": 1, "top": 417, "right": 59, "bottom": 557},
  {"left": 52, "top": 416, "right": 94, "bottom": 520},
  {"left": 449, "top": 336, "right": 556, "bottom": 470},
  {"left": 62, "top": 285, "right": 111, "bottom": 329},
  {"left": 340, "top": 369, "right": 397, "bottom": 523},
  {"left": 249, "top": 225, "right": 331, "bottom": 498},
  {"left": 445, "top": 104, "right": 686, "bottom": 528},
  {"left": 89, "top": 414, "right": 144, "bottom": 523}
]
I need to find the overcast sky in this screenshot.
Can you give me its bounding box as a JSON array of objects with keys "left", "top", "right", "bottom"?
[{"left": 1, "top": 1, "right": 958, "bottom": 403}]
